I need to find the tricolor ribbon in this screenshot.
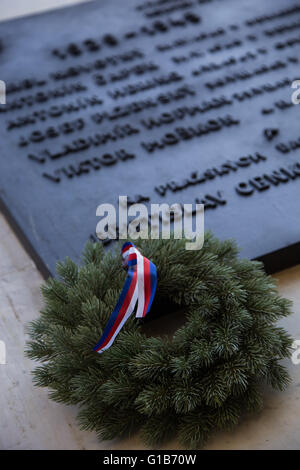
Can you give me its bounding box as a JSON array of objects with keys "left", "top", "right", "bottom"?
[{"left": 93, "top": 242, "right": 157, "bottom": 354}]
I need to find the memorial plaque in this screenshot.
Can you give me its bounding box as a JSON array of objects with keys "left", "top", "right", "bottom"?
[{"left": 0, "top": 0, "right": 300, "bottom": 277}]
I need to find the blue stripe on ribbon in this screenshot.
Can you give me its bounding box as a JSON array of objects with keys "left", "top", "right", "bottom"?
[
  {"left": 147, "top": 260, "right": 157, "bottom": 314},
  {"left": 128, "top": 259, "right": 137, "bottom": 267}
]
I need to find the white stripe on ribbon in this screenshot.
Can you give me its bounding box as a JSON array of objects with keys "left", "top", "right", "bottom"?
[{"left": 135, "top": 248, "right": 145, "bottom": 318}]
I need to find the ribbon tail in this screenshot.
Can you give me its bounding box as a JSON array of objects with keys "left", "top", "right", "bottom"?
[
  {"left": 93, "top": 242, "right": 157, "bottom": 354},
  {"left": 93, "top": 269, "right": 138, "bottom": 354}
]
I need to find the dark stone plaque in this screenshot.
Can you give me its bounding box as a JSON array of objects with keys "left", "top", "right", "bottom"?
[{"left": 0, "top": 0, "right": 300, "bottom": 277}]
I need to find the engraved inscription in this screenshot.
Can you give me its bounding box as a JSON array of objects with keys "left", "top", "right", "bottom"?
[{"left": 0, "top": 0, "right": 299, "bottom": 276}]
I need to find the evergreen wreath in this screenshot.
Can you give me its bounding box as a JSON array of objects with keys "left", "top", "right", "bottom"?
[{"left": 26, "top": 233, "right": 293, "bottom": 449}]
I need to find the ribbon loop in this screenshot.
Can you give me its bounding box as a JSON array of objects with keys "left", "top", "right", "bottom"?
[{"left": 94, "top": 242, "right": 157, "bottom": 354}]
